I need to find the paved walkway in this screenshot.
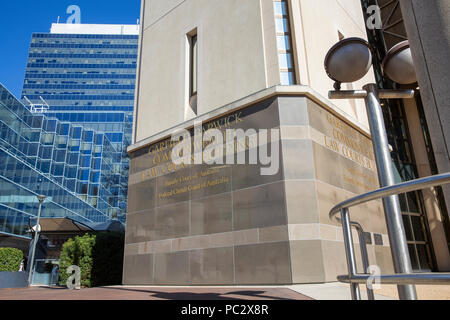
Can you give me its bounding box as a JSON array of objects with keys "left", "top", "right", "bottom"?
[
  {"left": 289, "top": 283, "right": 450, "bottom": 300},
  {"left": 288, "top": 283, "right": 395, "bottom": 300},
  {"left": 1, "top": 283, "right": 447, "bottom": 300},
  {"left": 0, "top": 286, "right": 313, "bottom": 300},
  {"left": 373, "top": 284, "right": 450, "bottom": 300}
]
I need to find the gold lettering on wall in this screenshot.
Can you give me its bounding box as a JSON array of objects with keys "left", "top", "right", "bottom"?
[
  {"left": 158, "top": 174, "right": 230, "bottom": 200},
  {"left": 147, "top": 111, "right": 244, "bottom": 157},
  {"left": 137, "top": 111, "right": 253, "bottom": 181},
  {"left": 323, "top": 113, "right": 375, "bottom": 172}
]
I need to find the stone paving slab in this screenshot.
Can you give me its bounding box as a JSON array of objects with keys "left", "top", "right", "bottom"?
[
  {"left": 0, "top": 286, "right": 313, "bottom": 300},
  {"left": 288, "top": 283, "right": 395, "bottom": 300},
  {"left": 374, "top": 284, "right": 450, "bottom": 300}
]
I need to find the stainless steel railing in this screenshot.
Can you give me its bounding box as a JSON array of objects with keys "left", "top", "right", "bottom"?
[{"left": 329, "top": 173, "right": 450, "bottom": 300}]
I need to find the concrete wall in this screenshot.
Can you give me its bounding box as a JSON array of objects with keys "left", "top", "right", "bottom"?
[
  {"left": 124, "top": 89, "right": 392, "bottom": 285},
  {"left": 399, "top": 0, "right": 450, "bottom": 216},
  {"left": 290, "top": 0, "right": 374, "bottom": 125},
  {"left": 133, "top": 0, "right": 374, "bottom": 143},
  {"left": 127, "top": 0, "right": 393, "bottom": 286},
  {"left": 403, "top": 97, "right": 450, "bottom": 271},
  {"left": 135, "top": 0, "right": 268, "bottom": 142}
]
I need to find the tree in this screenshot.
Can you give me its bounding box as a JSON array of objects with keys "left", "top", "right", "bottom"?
[{"left": 58, "top": 232, "right": 124, "bottom": 288}]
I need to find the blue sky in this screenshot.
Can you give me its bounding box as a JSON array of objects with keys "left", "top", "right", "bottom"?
[{"left": 0, "top": 0, "right": 141, "bottom": 97}]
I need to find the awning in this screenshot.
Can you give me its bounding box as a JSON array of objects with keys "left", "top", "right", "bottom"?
[
  {"left": 84, "top": 220, "right": 125, "bottom": 233},
  {"left": 33, "top": 217, "right": 94, "bottom": 233},
  {"left": 28, "top": 217, "right": 125, "bottom": 234}
]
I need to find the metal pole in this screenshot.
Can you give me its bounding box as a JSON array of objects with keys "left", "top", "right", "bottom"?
[
  {"left": 363, "top": 83, "right": 417, "bottom": 300},
  {"left": 27, "top": 195, "right": 45, "bottom": 286},
  {"left": 329, "top": 89, "right": 415, "bottom": 100},
  {"left": 341, "top": 208, "right": 361, "bottom": 300}
]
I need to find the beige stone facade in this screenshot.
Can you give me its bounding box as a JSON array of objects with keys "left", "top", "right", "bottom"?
[
  {"left": 132, "top": 0, "right": 375, "bottom": 144},
  {"left": 124, "top": 0, "right": 449, "bottom": 285},
  {"left": 125, "top": 87, "right": 392, "bottom": 285}
]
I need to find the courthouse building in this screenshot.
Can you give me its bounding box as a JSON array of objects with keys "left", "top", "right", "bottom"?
[{"left": 123, "top": 0, "right": 450, "bottom": 285}]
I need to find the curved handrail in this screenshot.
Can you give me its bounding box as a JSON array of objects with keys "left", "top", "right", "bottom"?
[
  {"left": 338, "top": 273, "right": 450, "bottom": 285},
  {"left": 329, "top": 173, "right": 450, "bottom": 224},
  {"left": 329, "top": 172, "right": 450, "bottom": 300}
]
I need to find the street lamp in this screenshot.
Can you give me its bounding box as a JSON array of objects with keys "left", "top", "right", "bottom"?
[
  {"left": 27, "top": 194, "right": 46, "bottom": 286},
  {"left": 324, "top": 38, "right": 373, "bottom": 90},
  {"left": 324, "top": 39, "right": 418, "bottom": 300},
  {"left": 382, "top": 41, "right": 417, "bottom": 85}
]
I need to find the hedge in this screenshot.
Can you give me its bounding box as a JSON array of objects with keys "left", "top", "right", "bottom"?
[
  {"left": 0, "top": 248, "right": 23, "bottom": 272},
  {"left": 59, "top": 232, "right": 124, "bottom": 288}
]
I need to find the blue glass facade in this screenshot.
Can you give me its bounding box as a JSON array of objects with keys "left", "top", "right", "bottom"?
[
  {"left": 21, "top": 32, "right": 139, "bottom": 220},
  {"left": 0, "top": 84, "right": 113, "bottom": 239}
]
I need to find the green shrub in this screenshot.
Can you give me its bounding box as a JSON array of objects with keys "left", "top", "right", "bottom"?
[
  {"left": 59, "top": 234, "right": 95, "bottom": 287},
  {"left": 0, "top": 248, "right": 23, "bottom": 272},
  {"left": 59, "top": 232, "right": 124, "bottom": 288}
]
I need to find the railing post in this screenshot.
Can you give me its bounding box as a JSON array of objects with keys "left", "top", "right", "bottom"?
[
  {"left": 341, "top": 208, "right": 361, "bottom": 300},
  {"left": 355, "top": 226, "right": 375, "bottom": 300},
  {"left": 330, "top": 173, "right": 450, "bottom": 299}
]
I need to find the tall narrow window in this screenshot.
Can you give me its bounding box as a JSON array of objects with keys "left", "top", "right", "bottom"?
[
  {"left": 273, "top": 0, "right": 296, "bottom": 85},
  {"left": 189, "top": 33, "right": 198, "bottom": 112}
]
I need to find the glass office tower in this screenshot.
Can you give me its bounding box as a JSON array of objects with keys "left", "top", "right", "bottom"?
[
  {"left": 21, "top": 24, "right": 139, "bottom": 221},
  {"left": 0, "top": 83, "right": 112, "bottom": 240}
]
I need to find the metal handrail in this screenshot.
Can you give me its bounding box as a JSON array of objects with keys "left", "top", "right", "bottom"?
[
  {"left": 330, "top": 173, "right": 450, "bottom": 222},
  {"left": 329, "top": 173, "right": 450, "bottom": 300},
  {"left": 338, "top": 273, "right": 450, "bottom": 285}
]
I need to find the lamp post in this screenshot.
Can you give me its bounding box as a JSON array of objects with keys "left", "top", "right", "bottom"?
[
  {"left": 324, "top": 38, "right": 418, "bottom": 300},
  {"left": 27, "top": 194, "right": 46, "bottom": 286}
]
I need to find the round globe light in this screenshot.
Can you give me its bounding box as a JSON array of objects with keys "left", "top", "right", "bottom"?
[
  {"left": 382, "top": 41, "right": 417, "bottom": 84},
  {"left": 324, "top": 38, "right": 373, "bottom": 85}
]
